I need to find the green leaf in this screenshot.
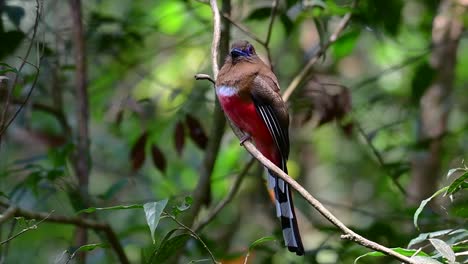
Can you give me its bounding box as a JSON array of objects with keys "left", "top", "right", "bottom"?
[
  {"left": 446, "top": 168, "right": 465, "bottom": 178},
  {"left": 0, "top": 62, "right": 18, "bottom": 74},
  {"left": 411, "top": 61, "right": 435, "bottom": 104},
  {"left": 150, "top": 1, "right": 185, "bottom": 35},
  {"left": 413, "top": 186, "right": 449, "bottom": 230},
  {"left": 174, "top": 196, "right": 192, "bottom": 215},
  {"left": 445, "top": 172, "right": 468, "bottom": 195},
  {"left": 429, "top": 239, "right": 456, "bottom": 263},
  {"left": 411, "top": 256, "right": 443, "bottom": 264},
  {"left": 4, "top": 5, "right": 25, "bottom": 27},
  {"left": 354, "top": 248, "right": 429, "bottom": 263},
  {"left": 0, "top": 191, "right": 8, "bottom": 199},
  {"left": 98, "top": 179, "right": 129, "bottom": 200},
  {"left": 355, "top": 0, "right": 403, "bottom": 36},
  {"left": 74, "top": 243, "right": 108, "bottom": 252},
  {"left": 152, "top": 233, "right": 191, "bottom": 263},
  {"left": 450, "top": 201, "right": 468, "bottom": 218},
  {"left": 331, "top": 29, "right": 360, "bottom": 59},
  {"left": 280, "top": 14, "right": 294, "bottom": 35},
  {"left": 0, "top": 31, "right": 25, "bottom": 59},
  {"left": 144, "top": 199, "right": 168, "bottom": 244},
  {"left": 408, "top": 229, "right": 463, "bottom": 248},
  {"left": 77, "top": 204, "right": 143, "bottom": 214},
  {"left": 245, "top": 7, "right": 272, "bottom": 21},
  {"left": 248, "top": 236, "right": 276, "bottom": 251}
]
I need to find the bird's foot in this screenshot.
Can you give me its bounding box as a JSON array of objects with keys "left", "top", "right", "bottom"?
[{"left": 239, "top": 133, "right": 251, "bottom": 146}]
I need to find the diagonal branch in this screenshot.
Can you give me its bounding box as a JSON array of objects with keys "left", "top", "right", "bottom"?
[
  {"left": 0, "top": 0, "right": 42, "bottom": 145},
  {"left": 193, "top": 158, "right": 256, "bottom": 232},
  {"left": 192, "top": 1, "right": 419, "bottom": 263},
  {"left": 237, "top": 139, "right": 419, "bottom": 264},
  {"left": 0, "top": 202, "right": 130, "bottom": 264},
  {"left": 282, "top": 3, "right": 355, "bottom": 102},
  {"left": 186, "top": 0, "right": 230, "bottom": 232},
  {"left": 356, "top": 123, "right": 407, "bottom": 195}
]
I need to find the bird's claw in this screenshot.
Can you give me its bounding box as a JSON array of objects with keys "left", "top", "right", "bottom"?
[{"left": 239, "top": 133, "right": 251, "bottom": 146}]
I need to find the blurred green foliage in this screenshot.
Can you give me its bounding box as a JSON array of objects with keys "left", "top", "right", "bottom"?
[{"left": 0, "top": 0, "right": 467, "bottom": 263}]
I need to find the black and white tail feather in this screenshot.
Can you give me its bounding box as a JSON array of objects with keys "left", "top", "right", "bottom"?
[{"left": 253, "top": 97, "right": 305, "bottom": 256}]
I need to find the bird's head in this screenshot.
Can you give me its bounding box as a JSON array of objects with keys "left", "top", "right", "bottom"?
[{"left": 230, "top": 40, "right": 256, "bottom": 60}]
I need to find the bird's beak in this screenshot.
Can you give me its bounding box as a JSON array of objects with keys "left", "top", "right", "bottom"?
[{"left": 230, "top": 48, "right": 247, "bottom": 58}]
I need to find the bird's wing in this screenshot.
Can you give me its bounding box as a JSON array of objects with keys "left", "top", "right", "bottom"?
[
  {"left": 251, "top": 72, "right": 304, "bottom": 255},
  {"left": 251, "top": 74, "right": 289, "bottom": 161}
]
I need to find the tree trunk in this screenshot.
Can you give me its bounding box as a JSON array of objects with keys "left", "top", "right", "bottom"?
[
  {"left": 408, "top": 0, "right": 465, "bottom": 204},
  {"left": 69, "top": 0, "right": 90, "bottom": 262}
]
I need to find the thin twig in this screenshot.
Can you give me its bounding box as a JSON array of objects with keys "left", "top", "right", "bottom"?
[
  {"left": 194, "top": 158, "right": 256, "bottom": 232},
  {"left": 220, "top": 13, "right": 265, "bottom": 46},
  {"left": 210, "top": 0, "right": 221, "bottom": 79},
  {"left": 355, "top": 123, "right": 407, "bottom": 195},
  {"left": 0, "top": 202, "right": 129, "bottom": 264},
  {"left": 265, "top": 0, "right": 279, "bottom": 46},
  {"left": 10, "top": 99, "right": 70, "bottom": 133},
  {"left": 194, "top": 74, "right": 215, "bottom": 85},
  {"left": 0, "top": 60, "right": 40, "bottom": 137},
  {"left": 186, "top": 0, "right": 229, "bottom": 228},
  {"left": 237, "top": 138, "right": 418, "bottom": 264},
  {"left": 0, "top": 210, "right": 53, "bottom": 246},
  {"left": 0, "top": 0, "right": 41, "bottom": 142},
  {"left": 352, "top": 51, "right": 429, "bottom": 90},
  {"left": 282, "top": 2, "right": 355, "bottom": 102},
  {"left": 0, "top": 207, "right": 17, "bottom": 225},
  {"left": 264, "top": 0, "right": 280, "bottom": 66},
  {"left": 166, "top": 213, "right": 218, "bottom": 263}
]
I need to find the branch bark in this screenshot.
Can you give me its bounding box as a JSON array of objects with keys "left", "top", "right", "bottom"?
[
  {"left": 281, "top": 3, "right": 355, "bottom": 102},
  {"left": 0, "top": 202, "right": 129, "bottom": 264},
  {"left": 188, "top": 0, "right": 230, "bottom": 227},
  {"left": 193, "top": 158, "right": 256, "bottom": 232},
  {"left": 196, "top": 1, "right": 423, "bottom": 262},
  {"left": 0, "top": 0, "right": 41, "bottom": 146},
  {"left": 69, "top": 0, "right": 91, "bottom": 262},
  {"left": 238, "top": 139, "right": 419, "bottom": 264},
  {"left": 408, "top": 0, "right": 465, "bottom": 204}
]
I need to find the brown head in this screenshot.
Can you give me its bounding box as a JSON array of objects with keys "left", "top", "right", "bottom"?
[{"left": 228, "top": 40, "right": 257, "bottom": 63}]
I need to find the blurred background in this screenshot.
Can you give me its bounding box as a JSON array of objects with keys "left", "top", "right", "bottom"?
[{"left": 0, "top": 0, "right": 467, "bottom": 263}]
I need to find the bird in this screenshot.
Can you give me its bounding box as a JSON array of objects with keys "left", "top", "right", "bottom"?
[{"left": 215, "top": 40, "right": 304, "bottom": 255}]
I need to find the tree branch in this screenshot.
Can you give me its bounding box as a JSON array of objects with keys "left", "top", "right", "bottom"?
[
  {"left": 165, "top": 213, "right": 218, "bottom": 263},
  {"left": 193, "top": 1, "right": 419, "bottom": 263},
  {"left": 408, "top": 0, "right": 466, "bottom": 204},
  {"left": 282, "top": 2, "right": 355, "bottom": 102},
  {"left": 238, "top": 139, "right": 419, "bottom": 264},
  {"left": 0, "top": 210, "right": 52, "bottom": 246},
  {"left": 219, "top": 13, "right": 265, "bottom": 46},
  {"left": 0, "top": 202, "right": 130, "bottom": 264},
  {"left": 69, "top": 0, "right": 91, "bottom": 261},
  {"left": 188, "top": 0, "right": 230, "bottom": 227},
  {"left": 193, "top": 158, "right": 256, "bottom": 232},
  {"left": 10, "top": 99, "right": 70, "bottom": 133},
  {"left": 264, "top": 0, "right": 280, "bottom": 66},
  {"left": 0, "top": 0, "right": 41, "bottom": 145},
  {"left": 355, "top": 123, "right": 407, "bottom": 195}
]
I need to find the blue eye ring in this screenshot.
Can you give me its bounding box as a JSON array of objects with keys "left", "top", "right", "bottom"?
[{"left": 247, "top": 44, "right": 254, "bottom": 55}]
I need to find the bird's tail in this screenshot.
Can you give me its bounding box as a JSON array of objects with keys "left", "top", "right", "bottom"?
[{"left": 267, "top": 167, "right": 304, "bottom": 255}]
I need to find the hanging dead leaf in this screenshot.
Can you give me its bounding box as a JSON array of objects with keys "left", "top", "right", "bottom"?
[
  {"left": 130, "top": 131, "right": 148, "bottom": 171},
  {"left": 151, "top": 144, "right": 167, "bottom": 174},
  {"left": 28, "top": 129, "right": 66, "bottom": 147},
  {"left": 115, "top": 109, "right": 123, "bottom": 127},
  {"left": 185, "top": 114, "right": 208, "bottom": 149},
  {"left": 298, "top": 76, "right": 353, "bottom": 135},
  {"left": 174, "top": 122, "right": 185, "bottom": 156}
]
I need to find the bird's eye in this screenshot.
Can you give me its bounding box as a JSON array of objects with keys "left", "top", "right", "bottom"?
[{"left": 247, "top": 44, "right": 253, "bottom": 55}]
